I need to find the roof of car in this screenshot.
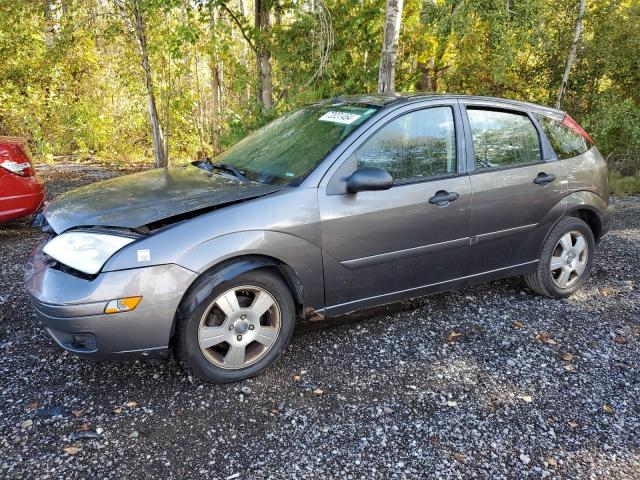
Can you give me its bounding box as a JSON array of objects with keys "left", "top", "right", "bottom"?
[{"left": 334, "top": 93, "right": 565, "bottom": 118}]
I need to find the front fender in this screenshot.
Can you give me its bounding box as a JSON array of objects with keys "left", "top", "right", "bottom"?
[{"left": 177, "top": 230, "right": 324, "bottom": 310}]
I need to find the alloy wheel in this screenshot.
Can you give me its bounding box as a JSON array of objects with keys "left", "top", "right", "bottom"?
[
  {"left": 198, "top": 285, "right": 281, "bottom": 369},
  {"left": 549, "top": 231, "right": 589, "bottom": 289}
]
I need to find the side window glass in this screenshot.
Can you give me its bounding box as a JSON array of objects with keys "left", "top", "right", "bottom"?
[
  {"left": 535, "top": 114, "right": 590, "bottom": 160},
  {"left": 468, "top": 109, "right": 542, "bottom": 170},
  {"left": 350, "top": 106, "right": 456, "bottom": 182}
]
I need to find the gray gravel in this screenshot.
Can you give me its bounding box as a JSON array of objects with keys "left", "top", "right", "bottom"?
[{"left": 1, "top": 167, "right": 639, "bottom": 479}]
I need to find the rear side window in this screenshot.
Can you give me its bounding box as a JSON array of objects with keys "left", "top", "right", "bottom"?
[
  {"left": 467, "top": 109, "right": 542, "bottom": 170},
  {"left": 535, "top": 114, "right": 591, "bottom": 160},
  {"left": 351, "top": 106, "right": 456, "bottom": 182}
]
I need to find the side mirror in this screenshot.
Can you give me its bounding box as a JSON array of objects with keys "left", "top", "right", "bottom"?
[{"left": 346, "top": 167, "right": 394, "bottom": 193}]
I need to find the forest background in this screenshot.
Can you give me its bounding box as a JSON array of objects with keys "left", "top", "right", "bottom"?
[{"left": 1, "top": 0, "right": 639, "bottom": 193}]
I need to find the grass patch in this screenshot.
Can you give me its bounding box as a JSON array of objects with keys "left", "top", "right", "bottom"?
[{"left": 609, "top": 170, "right": 640, "bottom": 196}]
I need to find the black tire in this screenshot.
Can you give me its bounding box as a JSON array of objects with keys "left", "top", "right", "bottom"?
[
  {"left": 524, "top": 217, "right": 595, "bottom": 298},
  {"left": 175, "top": 268, "right": 295, "bottom": 383}
]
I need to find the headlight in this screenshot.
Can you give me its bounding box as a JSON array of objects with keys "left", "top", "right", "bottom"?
[{"left": 43, "top": 231, "right": 135, "bottom": 275}]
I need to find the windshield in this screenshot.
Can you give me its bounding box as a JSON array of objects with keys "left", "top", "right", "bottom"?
[{"left": 213, "top": 103, "right": 380, "bottom": 185}]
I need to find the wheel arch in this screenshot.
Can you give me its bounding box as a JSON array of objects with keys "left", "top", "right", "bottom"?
[
  {"left": 536, "top": 190, "right": 608, "bottom": 258},
  {"left": 170, "top": 254, "right": 306, "bottom": 348},
  {"left": 564, "top": 190, "right": 608, "bottom": 243}
]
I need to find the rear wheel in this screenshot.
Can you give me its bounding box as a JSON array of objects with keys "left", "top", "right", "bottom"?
[
  {"left": 176, "top": 269, "right": 295, "bottom": 383},
  {"left": 524, "top": 217, "right": 595, "bottom": 298}
]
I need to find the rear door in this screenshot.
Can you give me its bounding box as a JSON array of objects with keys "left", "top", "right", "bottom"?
[
  {"left": 318, "top": 100, "right": 473, "bottom": 314},
  {"left": 461, "top": 101, "right": 568, "bottom": 274}
]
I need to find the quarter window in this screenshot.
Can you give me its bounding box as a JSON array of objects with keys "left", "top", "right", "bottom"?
[
  {"left": 350, "top": 107, "right": 456, "bottom": 182},
  {"left": 468, "top": 109, "right": 542, "bottom": 170},
  {"left": 535, "top": 114, "right": 591, "bottom": 160}
]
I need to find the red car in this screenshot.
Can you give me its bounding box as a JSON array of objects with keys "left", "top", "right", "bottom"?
[{"left": 0, "top": 136, "right": 45, "bottom": 222}]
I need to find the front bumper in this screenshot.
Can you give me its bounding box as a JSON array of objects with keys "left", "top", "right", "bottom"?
[{"left": 24, "top": 238, "right": 197, "bottom": 359}]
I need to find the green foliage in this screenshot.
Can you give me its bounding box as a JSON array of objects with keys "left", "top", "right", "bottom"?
[
  {"left": 609, "top": 170, "right": 640, "bottom": 196},
  {"left": 0, "top": 0, "right": 638, "bottom": 178}
]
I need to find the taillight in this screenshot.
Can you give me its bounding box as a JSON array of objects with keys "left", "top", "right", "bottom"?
[
  {"left": 562, "top": 114, "right": 594, "bottom": 145},
  {"left": 0, "top": 141, "right": 35, "bottom": 176}
]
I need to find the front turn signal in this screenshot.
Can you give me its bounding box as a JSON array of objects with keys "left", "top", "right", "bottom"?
[{"left": 104, "top": 296, "right": 142, "bottom": 314}]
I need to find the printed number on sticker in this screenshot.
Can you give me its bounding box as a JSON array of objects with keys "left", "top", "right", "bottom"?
[{"left": 318, "top": 111, "right": 361, "bottom": 125}]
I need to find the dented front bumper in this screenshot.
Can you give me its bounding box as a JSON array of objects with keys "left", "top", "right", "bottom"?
[{"left": 24, "top": 237, "right": 197, "bottom": 359}]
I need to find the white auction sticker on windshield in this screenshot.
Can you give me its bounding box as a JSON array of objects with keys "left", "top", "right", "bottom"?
[{"left": 318, "top": 111, "right": 361, "bottom": 125}]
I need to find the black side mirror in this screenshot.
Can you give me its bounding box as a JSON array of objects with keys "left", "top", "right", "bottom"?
[{"left": 346, "top": 167, "right": 394, "bottom": 193}]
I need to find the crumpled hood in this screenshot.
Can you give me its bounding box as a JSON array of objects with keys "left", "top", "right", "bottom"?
[{"left": 44, "top": 165, "right": 282, "bottom": 233}]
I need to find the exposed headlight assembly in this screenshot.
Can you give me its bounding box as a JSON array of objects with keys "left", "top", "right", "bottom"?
[{"left": 43, "top": 231, "right": 135, "bottom": 275}]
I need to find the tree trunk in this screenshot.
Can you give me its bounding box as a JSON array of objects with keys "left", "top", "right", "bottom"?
[
  {"left": 255, "top": 0, "right": 273, "bottom": 110},
  {"left": 556, "top": 0, "right": 587, "bottom": 109},
  {"left": 130, "top": 0, "right": 167, "bottom": 168},
  {"left": 378, "top": 0, "right": 404, "bottom": 93},
  {"left": 210, "top": 4, "right": 222, "bottom": 153},
  {"left": 43, "top": 0, "right": 58, "bottom": 47},
  {"left": 237, "top": 0, "right": 250, "bottom": 102}
]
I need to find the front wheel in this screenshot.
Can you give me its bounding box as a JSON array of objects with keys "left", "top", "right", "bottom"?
[
  {"left": 524, "top": 217, "right": 595, "bottom": 298},
  {"left": 175, "top": 269, "right": 295, "bottom": 383}
]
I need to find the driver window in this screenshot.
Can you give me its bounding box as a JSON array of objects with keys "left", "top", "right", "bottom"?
[{"left": 349, "top": 106, "right": 457, "bottom": 182}]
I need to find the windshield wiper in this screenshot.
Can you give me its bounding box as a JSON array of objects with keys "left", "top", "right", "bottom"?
[{"left": 197, "top": 159, "right": 249, "bottom": 181}]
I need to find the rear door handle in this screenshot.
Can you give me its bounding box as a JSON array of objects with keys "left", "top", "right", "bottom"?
[
  {"left": 533, "top": 172, "right": 556, "bottom": 186},
  {"left": 429, "top": 190, "right": 460, "bottom": 207}
]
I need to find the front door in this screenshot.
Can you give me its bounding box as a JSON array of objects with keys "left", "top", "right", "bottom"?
[
  {"left": 318, "top": 103, "right": 472, "bottom": 314},
  {"left": 462, "top": 104, "right": 568, "bottom": 273}
]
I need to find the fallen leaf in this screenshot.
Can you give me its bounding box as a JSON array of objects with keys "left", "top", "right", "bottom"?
[
  {"left": 613, "top": 336, "right": 627, "bottom": 345},
  {"left": 25, "top": 402, "right": 38, "bottom": 412},
  {"left": 270, "top": 408, "right": 280, "bottom": 414},
  {"left": 567, "top": 421, "right": 578, "bottom": 428},
  {"left": 126, "top": 401, "right": 137, "bottom": 408},
  {"left": 513, "top": 321, "right": 524, "bottom": 329},
  {"left": 446, "top": 400, "right": 458, "bottom": 407},
  {"left": 563, "top": 364, "right": 576, "bottom": 372},
  {"left": 77, "top": 422, "right": 90, "bottom": 432},
  {"left": 71, "top": 410, "right": 84, "bottom": 417},
  {"left": 129, "top": 431, "right": 139, "bottom": 438},
  {"left": 517, "top": 395, "right": 533, "bottom": 403},
  {"left": 20, "top": 420, "right": 33, "bottom": 428},
  {"left": 453, "top": 452, "right": 466, "bottom": 461},
  {"left": 547, "top": 458, "right": 557, "bottom": 468},
  {"left": 113, "top": 407, "right": 123, "bottom": 414},
  {"left": 560, "top": 353, "right": 574, "bottom": 362},
  {"left": 601, "top": 287, "right": 613, "bottom": 296},
  {"left": 535, "top": 332, "right": 558, "bottom": 345},
  {"left": 63, "top": 446, "right": 80, "bottom": 455},
  {"left": 312, "top": 388, "right": 324, "bottom": 395},
  {"left": 603, "top": 404, "right": 614, "bottom": 414},
  {"left": 292, "top": 374, "right": 301, "bottom": 381},
  {"left": 447, "top": 332, "right": 462, "bottom": 342}
]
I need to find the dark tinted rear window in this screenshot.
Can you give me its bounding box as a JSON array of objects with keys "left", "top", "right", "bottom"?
[{"left": 535, "top": 114, "right": 591, "bottom": 160}]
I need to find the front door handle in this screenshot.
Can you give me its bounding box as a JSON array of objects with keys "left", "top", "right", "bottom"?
[
  {"left": 533, "top": 172, "right": 556, "bottom": 186},
  {"left": 429, "top": 190, "right": 460, "bottom": 207}
]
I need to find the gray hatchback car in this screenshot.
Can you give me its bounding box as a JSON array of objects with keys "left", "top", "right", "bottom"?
[{"left": 25, "top": 94, "right": 613, "bottom": 383}]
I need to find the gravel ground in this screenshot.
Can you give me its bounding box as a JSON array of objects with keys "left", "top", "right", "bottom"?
[{"left": 1, "top": 166, "right": 639, "bottom": 479}]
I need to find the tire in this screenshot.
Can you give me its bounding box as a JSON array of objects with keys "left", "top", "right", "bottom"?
[
  {"left": 524, "top": 217, "right": 595, "bottom": 298},
  {"left": 175, "top": 269, "right": 295, "bottom": 383}
]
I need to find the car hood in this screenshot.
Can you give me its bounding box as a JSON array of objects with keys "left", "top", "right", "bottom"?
[{"left": 44, "top": 165, "right": 283, "bottom": 233}]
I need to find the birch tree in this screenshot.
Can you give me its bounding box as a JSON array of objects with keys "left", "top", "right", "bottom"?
[
  {"left": 116, "top": 0, "right": 168, "bottom": 168},
  {"left": 556, "top": 0, "right": 587, "bottom": 109},
  {"left": 378, "top": 0, "right": 403, "bottom": 93}
]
